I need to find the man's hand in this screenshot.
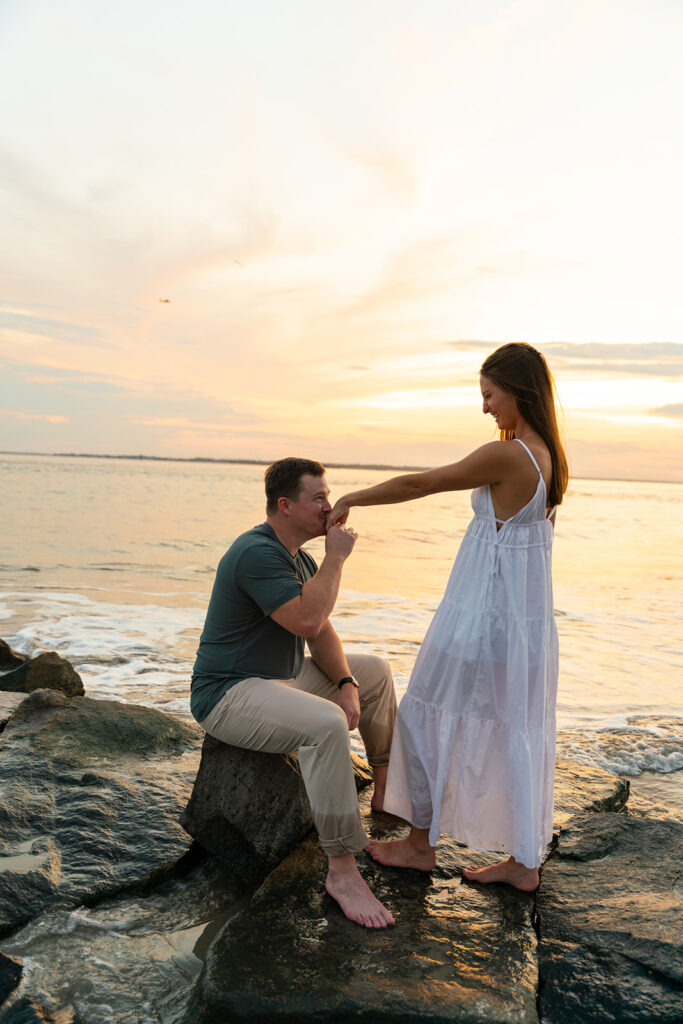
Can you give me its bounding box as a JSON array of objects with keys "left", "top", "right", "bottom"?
[
  {"left": 337, "top": 682, "right": 361, "bottom": 730},
  {"left": 324, "top": 523, "right": 357, "bottom": 561},
  {"left": 326, "top": 501, "right": 350, "bottom": 529}
]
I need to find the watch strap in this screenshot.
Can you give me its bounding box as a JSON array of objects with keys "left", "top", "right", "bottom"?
[{"left": 337, "top": 675, "right": 358, "bottom": 689}]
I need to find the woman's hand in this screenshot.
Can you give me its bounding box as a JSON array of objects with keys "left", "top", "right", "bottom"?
[{"left": 326, "top": 500, "right": 350, "bottom": 529}]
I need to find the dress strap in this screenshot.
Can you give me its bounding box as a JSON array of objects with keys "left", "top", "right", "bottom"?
[{"left": 513, "top": 437, "right": 542, "bottom": 476}]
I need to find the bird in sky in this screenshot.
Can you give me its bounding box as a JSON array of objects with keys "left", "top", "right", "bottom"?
[{"left": 159, "top": 298, "right": 171, "bottom": 303}]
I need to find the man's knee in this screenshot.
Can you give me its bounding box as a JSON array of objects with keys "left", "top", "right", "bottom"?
[
  {"left": 314, "top": 701, "right": 349, "bottom": 745},
  {"left": 350, "top": 653, "right": 393, "bottom": 687}
]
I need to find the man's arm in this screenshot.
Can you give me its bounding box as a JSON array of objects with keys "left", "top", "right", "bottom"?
[
  {"left": 307, "top": 621, "right": 360, "bottom": 730},
  {"left": 269, "top": 525, "right": 356, "bottom": 638}
]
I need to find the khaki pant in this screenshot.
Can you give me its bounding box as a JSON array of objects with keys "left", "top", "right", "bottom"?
[{"left": 199, "top": 653, "right": 396, "bottom": 857}]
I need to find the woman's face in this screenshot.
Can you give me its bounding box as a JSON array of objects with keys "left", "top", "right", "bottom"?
[{"left": 480, "top": 375, "right": 519, "bottom": 431}]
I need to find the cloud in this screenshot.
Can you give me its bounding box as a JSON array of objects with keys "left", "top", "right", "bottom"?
[
  {"left": 443, "top": 340, "right": 683, "bottom": 377},
  {"left": 0, "top": 408, "right": 69, "bottom": 423},
  {"left": 0, "top": 311, "right": 110, "bottom": 347},
  {"left": 545, "top": 342, "right": 683, "bottom": 377},
  {"left": 648, "top": 404, "right": 683, "bottom": 419},
  {"left": 338, "top": 144, "right": 417, "bottom": 204}
]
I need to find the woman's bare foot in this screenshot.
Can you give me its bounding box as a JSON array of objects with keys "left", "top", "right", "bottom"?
[
  {"left": 325, "top": 855, "right": 395, "bottom": 928},
  {"left": 462, "top": 856, "right": 539, "bottom": 892},
  {"left": 370, "top": 765, "right": 388, "bottom": 812},
  {"left": 366, "top": 829, "right": 436, "bottom": 872}
]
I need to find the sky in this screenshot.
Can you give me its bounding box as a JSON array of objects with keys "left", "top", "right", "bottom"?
[{"left": 1, "top": 0, "right": 682, "bottom": 481}]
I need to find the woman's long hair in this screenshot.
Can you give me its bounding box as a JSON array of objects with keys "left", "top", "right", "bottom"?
[{"left": 480, "top": 343, "right": 569, "bottom": 507}]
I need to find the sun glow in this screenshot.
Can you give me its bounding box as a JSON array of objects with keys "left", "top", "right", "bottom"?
[{"left": 0, "top": 2, "right": 682, "bottom": 481}]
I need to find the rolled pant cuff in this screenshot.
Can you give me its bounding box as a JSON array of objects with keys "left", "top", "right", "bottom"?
[
  {"left": 367, "top": 753, "right": 391, "bottom": 770},
  {"left": 319, "top": 825, "right": 370, "bottom": 858}
]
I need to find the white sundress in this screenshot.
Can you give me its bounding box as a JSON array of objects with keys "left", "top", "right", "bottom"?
[{"left": 384, "top": 439, "right": 558, "bottom": 868}]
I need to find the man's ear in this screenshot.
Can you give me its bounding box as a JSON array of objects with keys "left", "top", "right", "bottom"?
[{"left": 277, "top": 495, "right": 291, "bottom": 516}]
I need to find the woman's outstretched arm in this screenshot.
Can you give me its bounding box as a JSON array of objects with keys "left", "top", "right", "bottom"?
[{"left": 327, "top": 441, "right": 512, "bottom": 525}]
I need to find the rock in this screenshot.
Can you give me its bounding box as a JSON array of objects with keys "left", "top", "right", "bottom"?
[
  {"left": 553, "top": 758, "right": 630, "bottom": 828},
  {"left": 0, "top": 952, "right": 22, "bottom": 1007},
  {"left": 180, "top": 734, "right": 373, "bottom": 886},
  {"left": 0, "top": 655, "right": 83, "bottom": 698},
  {"left": 0, "top": 643, "right": 28, "bottom": 672},
  {"left": 0, "top": 689, "right": 202, "bottom": 937},
  {"left": 0, "top": 695, "right": 27, "bottom": 734},
  {"left": 188, "top": 787, "right": 540, "bottom": 1024},
  {"left": 536, "top": 812, "right": 683, "bottom": 1023},
  {"left": 0, "top": 996, "right": 75, "bottom": 1023},
  {"left": 187, "top": 757, "right": 652, "bottom": 1023}
]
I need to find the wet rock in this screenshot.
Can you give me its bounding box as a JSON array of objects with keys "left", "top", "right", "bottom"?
[
  {"left": 180, "top": 734, "right": 373, "bottom": 886},
  {"left": 0, "top": 996, "right": 75, "bottom": 1023},
  {"left": 188, "top": 757, "right": 651, "bottom": 1024},
  {"left": 188, "top": 787, "right": 540, "bottom": 1024},
  {"left": 537, "top": 812, "right": 683, "bottom": 1023},
  {"left": 553, "top": 758, "right": 630, "bottom": 828},
  {"left": 0, "top": 654, "right": 84, "bottom": 699},
  {"left": 0, "top": 689, "right": 202, "bottom": 937},
  {"left": 0, "top": 952, "right": 22, "bottom": 1006},
  {"left": 0, "top": 695, "right": 27, "bottom": 734},
  {"left": 0, "top": 643, "right": 27, "bottom": 673}
]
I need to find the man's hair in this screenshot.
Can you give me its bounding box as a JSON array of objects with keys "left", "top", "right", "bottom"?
[{"left": 264, "top": 457, "right": 326, "bottom": 515}]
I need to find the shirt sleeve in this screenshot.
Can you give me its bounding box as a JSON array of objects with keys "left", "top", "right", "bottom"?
[{"left": 234, "top": 542, "right": 304, "bottom": 617}]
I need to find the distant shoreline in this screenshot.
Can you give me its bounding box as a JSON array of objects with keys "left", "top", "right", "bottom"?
[
  {"left": 0, "top": 449, "right": 427, "bottom": 473},
  {"left": 0, "top": 449, "right": 680, "bottom": 485}
]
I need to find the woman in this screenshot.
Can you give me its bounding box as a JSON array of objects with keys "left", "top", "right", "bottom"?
[{"left": 327, "top": 343, "right": 568, "bottom": 891}]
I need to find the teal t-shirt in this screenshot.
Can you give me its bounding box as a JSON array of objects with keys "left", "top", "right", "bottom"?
[{"left": 190, "top": 523, "right": 318, "bottom": 723}]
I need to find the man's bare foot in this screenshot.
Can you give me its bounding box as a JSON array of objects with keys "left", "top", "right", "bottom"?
[
  {"left": 366, "top": 836, "right": 436, "bottom": 872},
  {"left": 370, "top": 765, "right": 388, "bottom": 812},
  {"left": 325, "top": 854, "right": 395, "bottom": 928},
  {"left": 462, "top": 856, "right": 539, "bottom": 892}
]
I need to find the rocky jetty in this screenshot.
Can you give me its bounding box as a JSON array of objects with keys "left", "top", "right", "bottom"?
[
  {"left": 0, "top": 668, "right": 679, "bottom": 1023},
  {"left": 181, "top": 734, "right": 373, "bottom": 885},
  {"left": 0, "top": 653, "right": 84, "bottom": 698},
  {"left": 0, "top": 689, "right": 202, "bottom": 938},
  {"left": 185, "top": 760, "right": 641, "bottom": 1024}
]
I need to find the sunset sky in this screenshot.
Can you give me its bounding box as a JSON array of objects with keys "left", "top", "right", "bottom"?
[{"left": 1, "top": 0, "right": 681, "bottom": 481}]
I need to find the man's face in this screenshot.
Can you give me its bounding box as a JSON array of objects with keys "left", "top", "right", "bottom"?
[{"left": 287, "top": 474, "right": 332, "bottom": 538}]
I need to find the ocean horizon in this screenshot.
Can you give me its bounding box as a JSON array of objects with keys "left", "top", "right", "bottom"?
[{"left": 2, "top": 448, "right": 681, "bottom": 486}]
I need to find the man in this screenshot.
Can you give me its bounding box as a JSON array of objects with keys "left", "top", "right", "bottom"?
[{"left": 191, "top": 457, "right": 397, "bottom": 928}]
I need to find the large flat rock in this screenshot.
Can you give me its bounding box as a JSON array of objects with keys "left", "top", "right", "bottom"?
[
  {"left": 188, "top": 786, "right": 540, "bottom": 1024},
  {"left": 536, "top": 812, "right": 683, "bottom": 1023},
  {"left": 0, "top": 689, "right": 202, "bottom": 937},
  {"left": 186, "top": 758, "right": 636, "bottom": 1024}
]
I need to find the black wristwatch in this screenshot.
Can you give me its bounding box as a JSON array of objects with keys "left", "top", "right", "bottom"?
[{"left": 338, "top": 675, "right": 359, "bottom": 689}]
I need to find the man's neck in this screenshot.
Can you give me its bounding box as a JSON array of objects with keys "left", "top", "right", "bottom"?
[{"left": 266, "top": 516, "right": 304, "bottom": 557}]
